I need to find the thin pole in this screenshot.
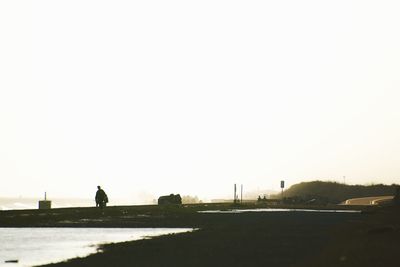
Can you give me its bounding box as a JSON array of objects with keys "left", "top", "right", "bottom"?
[
  {"left": 241, "top": 184, "right": 243, "bottom": 203},
  {"left": 234, "top": 184, "right": 236, "bottom": 203}
]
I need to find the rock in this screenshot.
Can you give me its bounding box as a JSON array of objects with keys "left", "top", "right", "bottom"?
[{"left": 158, "top": 194, "right": 182, "bottom": 205}]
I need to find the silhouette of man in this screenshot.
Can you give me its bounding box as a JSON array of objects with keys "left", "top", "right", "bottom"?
[
  {"left": 394, "top": 186, "right": 400, "bottom": 205},
  {"left": 95, "top": 186, "right": 108, "bottom": 209}
]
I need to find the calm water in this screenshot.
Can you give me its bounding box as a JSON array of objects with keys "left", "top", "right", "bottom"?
[
  {"left": 0, "top": 228, "right": 193, "bottom": 267},
  {"left": 198, "top": 208, "right": 362, "bottom": 213}
]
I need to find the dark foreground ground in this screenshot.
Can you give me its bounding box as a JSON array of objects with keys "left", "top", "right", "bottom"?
[{"left": 1, "top": 203, "right": 399, "bottom": 267}]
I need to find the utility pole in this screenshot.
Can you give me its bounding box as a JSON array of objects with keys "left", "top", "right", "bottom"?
[
  {"left": 234, "top": 184, "right": 237, "bottom": 203},
  {"left": 241, "top": 184, "right": 243, "bottom": 203}
]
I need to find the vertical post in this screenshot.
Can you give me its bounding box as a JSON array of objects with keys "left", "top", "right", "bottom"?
[
  {"left": 45, "top": 192, "right": 47, "bottom": 201},
  {"left": 241, "top": 184, "right": 243, "bottom": 203},
  {"left": 234, "top": 184, "right": 237, "bottom": 203}
]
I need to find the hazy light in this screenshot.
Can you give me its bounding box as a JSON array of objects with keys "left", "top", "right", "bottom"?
[{"left": 1, "top": 1, "right": 400, "bottom": 202}]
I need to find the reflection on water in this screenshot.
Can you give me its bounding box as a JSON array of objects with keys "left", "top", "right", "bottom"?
[
  {"left": 0, "top": 228, "right": 193, "bottom": 267},
  {"left": 198, "top": 208, "right": 362, "bottom": 214}
]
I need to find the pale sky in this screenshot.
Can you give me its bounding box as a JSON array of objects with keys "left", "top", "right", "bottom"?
[{"left": 1, "top": 1, "right": 400, "bottom": 203}]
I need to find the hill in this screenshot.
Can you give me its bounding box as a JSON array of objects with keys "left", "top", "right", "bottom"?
[{"left": 276, "top": 181, "right": 398, "bottom": 204}]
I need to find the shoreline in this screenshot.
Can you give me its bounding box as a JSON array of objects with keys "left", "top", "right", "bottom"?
[
  {"left": 1, "top": 204, "right": 398, "bottom": 267},
  {"left": 0, "top": 202, "right": 368, "bottom": 228}
]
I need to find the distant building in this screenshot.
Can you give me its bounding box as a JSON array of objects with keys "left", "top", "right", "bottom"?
[{"left": 38, "top": 192, "right": 51, "bottom": 209}]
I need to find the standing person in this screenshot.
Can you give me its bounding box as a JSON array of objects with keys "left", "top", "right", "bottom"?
[
  {"left": 394, "top": 186, "right": 400, "bottom": 205},
  {"left": 95, "top": 186, "right": 108, "bottom": 209}
]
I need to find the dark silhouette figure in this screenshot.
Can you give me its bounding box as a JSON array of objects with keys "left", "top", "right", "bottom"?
[
  {"left": 95, "top": 186, "right": 108, "bottom": 209},
  {"left": 257, "top": 195, "right": 267, "bottom": 203},
  {"left": 394, "top": 186, "right": 400, "bottom": 205}
]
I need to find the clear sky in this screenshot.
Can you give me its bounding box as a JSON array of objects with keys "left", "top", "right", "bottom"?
[{"left": 1, "top": 1, "right": 400, "bottom": 203}]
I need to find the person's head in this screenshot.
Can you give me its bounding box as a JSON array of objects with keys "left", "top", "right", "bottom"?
[{"left": 97, "top": 186, "right": 101, "bottom": 190}]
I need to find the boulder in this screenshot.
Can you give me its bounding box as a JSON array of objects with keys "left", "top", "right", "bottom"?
[{"left": 158, "top": 194, "right": 182, "bottom": 205}]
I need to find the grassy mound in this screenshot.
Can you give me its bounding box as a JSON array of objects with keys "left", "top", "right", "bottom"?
[{"left": 278, "top": 181, "right": 398, "bottom": 204}]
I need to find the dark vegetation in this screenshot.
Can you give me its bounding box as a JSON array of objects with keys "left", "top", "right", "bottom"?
[{"left": 276, "top": 181, "right": 398, "bottom": 204}]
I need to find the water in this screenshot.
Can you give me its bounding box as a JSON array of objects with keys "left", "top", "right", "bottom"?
[
  {"left": 0, "top": 198, "right": 139, "bottom": 210},
  {"left": 0, "top": 228, "right": 193, "bottom": 267},
  {"left": 0, "top": 198, "right": 94, "bottom": 210},
  {"left": 198, "top": 208, "right": 362, "bottom": 213}
]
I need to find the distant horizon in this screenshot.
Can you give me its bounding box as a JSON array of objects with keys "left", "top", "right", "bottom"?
[
  {"left": 1, "top": 180, "right": 398, "bottom": 200},
  {"left": 1, "top": 180, "right": 399, "bottom": 210}
]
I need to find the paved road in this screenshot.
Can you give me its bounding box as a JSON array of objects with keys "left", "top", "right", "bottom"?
[{"left": 343, "top": 195, "right": 393, "bottom": 205}]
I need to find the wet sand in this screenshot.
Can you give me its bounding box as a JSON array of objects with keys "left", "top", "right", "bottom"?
[{"left": 1, "top": 203, "right": 398, "bottom": 267}]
